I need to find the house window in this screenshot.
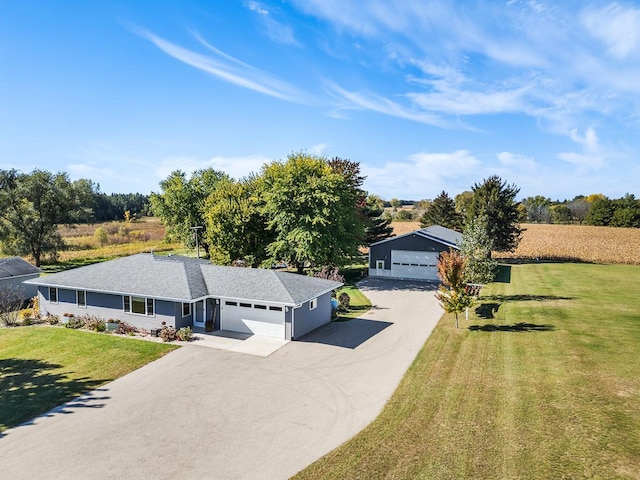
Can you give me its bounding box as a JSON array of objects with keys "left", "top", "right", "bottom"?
[
  {"left": 77, "top": 290, "right": 86, "bottom": 308},
  {"left": 239, "top": 302, "right": 251, "bottom": 308},
  {"left": 182, "top": 302, "right": 191, "bottom": 317},
  {"left": 225, "top": 301, "right": 237, "bottom": 306},
  {"left": 49, "top": 287, "right": 58, "bottom": 304},
  {"left": 376, "top": 260, "right": 385, "bottom": 269},
  {"left": 269, "top": 306, "right": 283, "bottom": 311},
  {"left": 254, "top": 304, "right": 267, "bottom": 310},
  {"left": 123, "top": 295, "right": 154, "bottom": 316},
  {"left": 309, "top": 298, "right": 317, "bottom": 310}
]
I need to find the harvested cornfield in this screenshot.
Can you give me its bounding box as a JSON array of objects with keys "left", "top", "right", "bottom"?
[
  {"left": 391, "top": 221, "right": 421, "bottom": 236},
  {"left": 500, "top": 223, "right": 640, "bottom": 265},
  {"left": 392, "top": 222, "right": 640, "bottom": 265}
]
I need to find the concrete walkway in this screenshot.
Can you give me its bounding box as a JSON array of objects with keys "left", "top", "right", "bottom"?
[
  {"left": 191, "top": 329, "right": 289, "bottom": 357},
  {"left": 0, "top": 278, "right": 442, "bottom": 479}
]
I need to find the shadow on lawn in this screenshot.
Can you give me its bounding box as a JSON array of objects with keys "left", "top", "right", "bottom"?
[
  {"left": 0, "top": 358, "right": 109, "bottom": 436},
  {"left": 469, "top": 323, "right": 556, "bottom": 332},
  {"left": 482, "top": 294, "right": 575, "bottom": 303}
]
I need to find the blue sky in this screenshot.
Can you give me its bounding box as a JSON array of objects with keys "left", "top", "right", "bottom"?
[{"left": 1, "top": 1, "right": 640, "bottom": 201}]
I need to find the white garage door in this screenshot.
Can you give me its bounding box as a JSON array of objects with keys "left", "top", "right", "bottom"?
[
  {"left": 390, "top": 250, "right": 439, "bottom": 281},
  {"left": 220, "top": 301, "right": 285, "bottom": 338}
]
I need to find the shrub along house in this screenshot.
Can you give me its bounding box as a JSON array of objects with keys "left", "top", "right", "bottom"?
[
  {"left": 26, "top": 253, "right": 342, "bottom": 340},
  {"left": 0, "top": 257, "right": 41, "bottom": 300},
  {"left": 368, "top": 225, "right": 462, "bottom": 281}
]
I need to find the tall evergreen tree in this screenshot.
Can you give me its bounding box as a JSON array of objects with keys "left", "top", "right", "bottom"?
[
  {"left": 468, "top": 176, "right": 522, "bottom": 254},
  {"left": 363, "top": 194, "right": 394, "bottom": 244},
  {"left": 420, "top": 191, "right": 463, "bottom": 231}
]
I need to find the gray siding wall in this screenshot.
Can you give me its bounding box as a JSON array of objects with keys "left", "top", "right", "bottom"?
[
  {"left": 37, "top": 286, "right": 178, "bottom": 330},
  {"left": 0, "top": 274, "right": 40, "bottom": 300},
  {"left": 175, "top": 302, "right": 191, "bottom": 329},
  {"left": 369, "top": 234, "right": 452, "bottom": 270},
  {"left": 292, "top": 291, "right": 332, "bottom": 339}
]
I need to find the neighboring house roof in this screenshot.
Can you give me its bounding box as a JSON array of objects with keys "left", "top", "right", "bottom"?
[
  {"left": 370, "top": 225, "right": 463, "bottom": 249},
  {"left": 0, "top": 257, "right": 41, "bottom": 279},
  {"left": 26, "top": 253, "right": 342, "bottom": 306}
]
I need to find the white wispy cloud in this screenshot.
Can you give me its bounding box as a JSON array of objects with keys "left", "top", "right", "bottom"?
[
  {"left": 291, "top": 0, "right": 640, "bottom": 135},
  {"left": 324, "top": 80, "right": 449, "bottom": 127},
  {"left": 581, "top": 4, "right": 640, "bottom": 60},
  {"left": 362, "top": 150, "right": 482, "bottom": 199},
  {"left": 307, "top": 144, "right": 328, "bottom": 155},
  {"left": 243, "top": 1, "right": 301, "bottom": 47},
  {"left": 558, "top": 127, "right": 609, "bottom": 170},
  {"left": 134, "top": 28, "right": 306, "bottom": 103},
  {"left": 497, "top": 151, "right": 538, "bottom": 171},
  {"left": 155, "top": 154, "right": 272, "bottom": 181}
]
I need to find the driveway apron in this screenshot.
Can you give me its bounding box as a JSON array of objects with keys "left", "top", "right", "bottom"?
[{"left": 0, "top": 278, "right": 443, "bottom": 479}]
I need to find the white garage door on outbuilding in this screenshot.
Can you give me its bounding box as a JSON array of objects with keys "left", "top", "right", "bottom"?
[
  {"left": 221, "top": 300, "right": 285, "bottom": 338},
  {"left": 390, "top": 250, "right": 439, "bottom": 281}
]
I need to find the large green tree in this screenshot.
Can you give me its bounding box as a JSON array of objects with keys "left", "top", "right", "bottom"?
[
  {"left": 203, "top": 176, "right": 273, "bottom": 266},
  {"left": 420, "top": 190, "right": 463, "bottom": 231},
  {"left": 150, "top": 169, "right": 229, "bottom": 256},
  {"left": 260, "top": 152, "right": 365, "bottom": 273},
  {"left": 0, "top": 169, "right": 94, "bottom": 266},
  {"left": 467, "top": 175, "right": 522, "bottom": 254}
]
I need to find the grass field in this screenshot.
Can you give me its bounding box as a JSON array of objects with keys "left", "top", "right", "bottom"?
[
  {"left": 51, "top": 217, "right": 180, "bottom": 268},
  {"left": 294, "top": 262, "right": 640, "bottom": 479},
  {"left": 0, "top": 327, "right": 177, "bottom": 432},
  {"left": 391, "top": 222, "right": 640, "bottom": 265}
]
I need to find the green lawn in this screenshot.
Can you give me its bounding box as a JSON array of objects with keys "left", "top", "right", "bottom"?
[
  {"left": 295, "top": 262, "right": 640, "bottom": 479},
  {"left": 335, "top": 285, "right": 372, "bottom": 320},
  {"left": 0, "top": 327, "right": 177, "bottom": 431}
]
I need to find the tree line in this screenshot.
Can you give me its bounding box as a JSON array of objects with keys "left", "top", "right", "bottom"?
[
  {"left": 1, "top": 159, "right": 524, "bottom": 271},
  {"left": 385, "top": 191, "right": 640, "bottom": 229},
  {"left": 0, "top": 170, "right": 151, "bottom": 266}
]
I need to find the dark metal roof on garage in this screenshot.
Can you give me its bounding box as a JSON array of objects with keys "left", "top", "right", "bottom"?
[{"left": 370, "top": 225, "right": 462, "bottom": 249}]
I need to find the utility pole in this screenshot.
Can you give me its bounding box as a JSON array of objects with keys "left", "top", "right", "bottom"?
[{"left": 190, "top": 226, "right": 203, "bottom": 258}]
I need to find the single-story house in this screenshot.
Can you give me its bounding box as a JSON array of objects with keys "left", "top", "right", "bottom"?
[
  {"left": 368, "top": 225, "right": 462, "bottom": 281},
  {"left": 0, "top": 257, "right": 41, "bottom": 300},
  {"left": 26, "top": 253, "right": 342, "bottom": 340}
]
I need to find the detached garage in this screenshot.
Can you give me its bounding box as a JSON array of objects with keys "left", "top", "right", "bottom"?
[{"left": 368, "top": 225, "right": 462, "bottom": 281}]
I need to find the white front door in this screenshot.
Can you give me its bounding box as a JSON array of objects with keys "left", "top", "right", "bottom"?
[{"left": 193, "top": 300, "right": 205, "bottom": 328}]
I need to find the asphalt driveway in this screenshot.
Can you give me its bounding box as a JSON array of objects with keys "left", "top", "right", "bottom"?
[{"left": 0, "top": 278, "right": 442, "bottom": 479}]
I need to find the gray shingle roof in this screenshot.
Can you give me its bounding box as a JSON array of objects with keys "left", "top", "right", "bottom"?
[
  {"left": 0, "top": 257, "right": 41, "bottom": 279},
  {"left": 26, "top": 253, "right": 342, "bottom": 305}
]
